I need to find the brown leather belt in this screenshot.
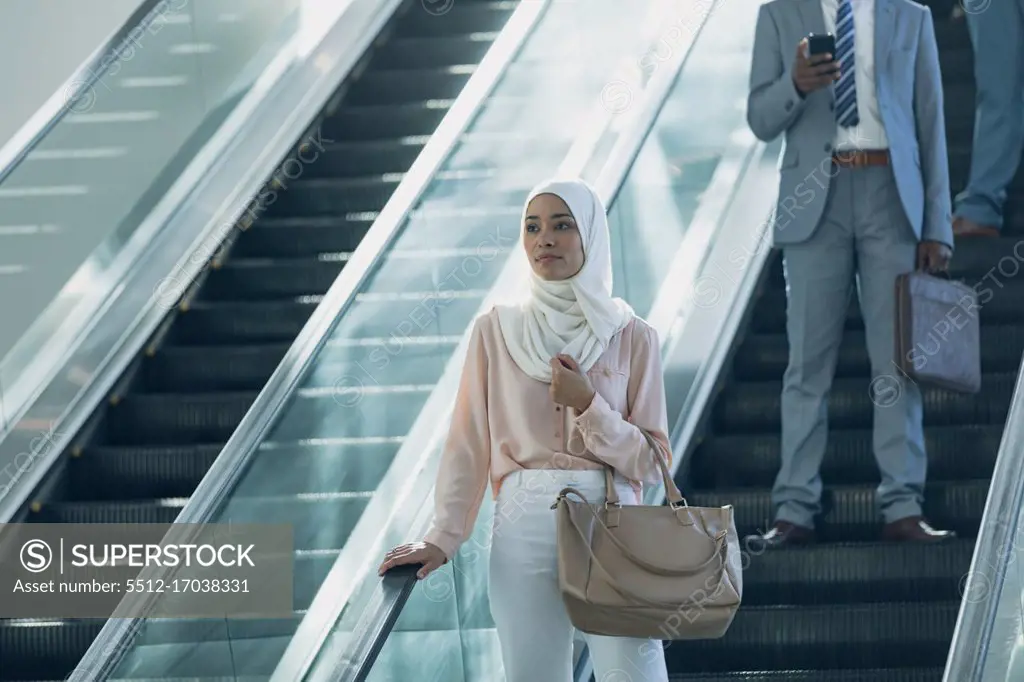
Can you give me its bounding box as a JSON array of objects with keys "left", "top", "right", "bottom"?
[{"left": 831, "top": 149, "right": 890, "bottom": 167}]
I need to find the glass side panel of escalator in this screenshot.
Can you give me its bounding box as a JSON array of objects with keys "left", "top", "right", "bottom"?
[
  {"left": 0, "top": 0, "right": 301, "bottom": 420},
  {"left": 96, "top": 0, "right": 738, "bottom": 679},
  {"left": 972, "top": 459, "right": 1024, "bottom": 682},
  {"left": 302, "top": 2, "right": 759, "bottom": 680}
]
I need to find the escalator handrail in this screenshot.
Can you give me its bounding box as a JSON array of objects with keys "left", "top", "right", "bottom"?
[
  {"left": 943, "top": 359, "right": 1024, "bottom": 680},
  {"left": 67, "top": 1, "right": 556, "bottom": 679},
  {"left": 0, "top": 0, "right": 177, "bottom": 189}
]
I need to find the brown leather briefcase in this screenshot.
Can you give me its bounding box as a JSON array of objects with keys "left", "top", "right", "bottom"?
[{"left": 895, "top": 271, "right": 981, "bottom": 394}]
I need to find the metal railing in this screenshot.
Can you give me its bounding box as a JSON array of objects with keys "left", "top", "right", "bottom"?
[{"left": 944, "top": 358, "right": 1024, "bottom": 681}]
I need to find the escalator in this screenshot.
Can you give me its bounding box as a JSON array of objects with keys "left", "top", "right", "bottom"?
[
  {"left": 665, "top": 11, "right": 1024, "bottom": 681},
  {"left": 41, "top": 0, "right": 686, "bottom": 679},
  {"left": 44, "top": 0, "right": 1018, "bottom": 679},
  {"left": 0, "top": 2, "right": 520, "bottom": 680}
]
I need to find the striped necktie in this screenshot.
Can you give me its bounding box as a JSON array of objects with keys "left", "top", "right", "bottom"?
[{"left": 834, "top": 0, "right": 859, "bottom": 127}]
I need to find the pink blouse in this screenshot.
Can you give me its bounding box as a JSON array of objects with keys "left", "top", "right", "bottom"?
[{"left": 423, "top": 307, "right": 674, "bottom": 560}]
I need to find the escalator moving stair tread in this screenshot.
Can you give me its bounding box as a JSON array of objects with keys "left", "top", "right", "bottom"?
[
  {"left": 663, "top": 602, "right": 958, "bottom": 671},
  {"left": 715, "top": 372, "right": 1014, "bottom": 432},
  {"left": 690, "top": 480, "right": 986, "bottom": 542},
  {"left": 3, "top": 1, "right": 520, "bottom": 681},
  {"left": 693, "top": 424, "right": 1001, "bottom": 487},
  {"left": 665, "top": 13, "right": 1022, "bottom": 680},
  {"left": 728, "top": 539, "right": 974, "bottom": 605},
  {"left": 669, "top": 669, "right": 945, "bottom": 682}
]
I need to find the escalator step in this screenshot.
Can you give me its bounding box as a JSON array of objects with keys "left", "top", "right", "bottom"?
[
  {"left": 347, "top": 67, "right": 474, "bottom": 106},
  {"left": 663, "top": 601, "right": 957, "bottom": 673},
  {"left": 732, "top": 326, "right": 1024, "bottom": 381},
  {"left": 144, "top": 345, "right": 289, "bottom": 392},
  {"left": 265, "top": 175, "right": 531, "bottom": 218},
  {"left": 299, "top": 140, "right": 427, "bottom": 179},
  {"left": 689, "top": 479, "right": 987, "bottom": 542},
  {"left": 939, "top": 48, "right": 972, "bottom": 82},
  {"left": 943, "top": 84, "right": 974, "bottom": 126},
  {"left": 170, "top": 300, "right": 317, "bottom": 345},
  {"left": 715, "top": 372, "right": 1015, "bottom": 432},
  {"left": 369, "top": 35, "right": 496, "bottom": 69},
  {"left": 737, "top": 540, "right": 973, "bottom": 606},
  {"left": 263, "top": 176, "right": 404, "bottom": 217},
  {"left": 235, "top": 216, "right": 372, "bottom": 259},
  {"left": 691, "top": 424, "right": 1002, "bottom": 489},
  {"left": 0, "top": 619, "right": 106, "bottom": 681},
  {"left": 934, "top": 19, "right": 970, "bottom": 50},
  {"left": 391, "top": 1, "right": 516, "bottom": 37},
  {"left": 670, "top": 668, "right": 943, "bottom": 681},
  {"left": 105, "top": 392, "right": 257, "bottom": 445},
  {"left": 69, "top": 444, "right": 224, "bottom": 500},
  {"left": 752, "top": 281, "right": 1024, "bottom": 332},
  {"left": 325, "top": 102, "right": 450, "bottom": 141},
  {"left": 200, "top": 259, "right": 346, "bottom": 301},
  {"left": 33, "top": 500, "right": 186, "bottom": 524}
]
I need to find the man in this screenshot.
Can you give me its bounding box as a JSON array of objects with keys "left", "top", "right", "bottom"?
[
  {"left": 952, "top": 2, "right": 1024, "bottom": 237},
  {"left": 744, "top": 0, "right": 956, "bottom": 546}
]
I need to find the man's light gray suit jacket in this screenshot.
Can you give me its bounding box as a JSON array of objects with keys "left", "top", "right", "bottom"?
[{"left": 747, "top": 0, "right": 954, "bottom": 249}]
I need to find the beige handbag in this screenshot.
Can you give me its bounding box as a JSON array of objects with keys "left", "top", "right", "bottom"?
[{"left": 550, "top": 427, "right": 742, "bottom": 640}]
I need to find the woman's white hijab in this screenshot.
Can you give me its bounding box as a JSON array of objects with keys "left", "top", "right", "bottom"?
[{"left": 496, "top": 177, "right": 634, "bottom": 383}]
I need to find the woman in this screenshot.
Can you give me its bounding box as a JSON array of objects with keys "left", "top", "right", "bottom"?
[{"left": 378, "top": 177, "right": 672, "bottom": 682}]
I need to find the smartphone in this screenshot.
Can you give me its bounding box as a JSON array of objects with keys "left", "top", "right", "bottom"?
[{"left": 807, "top": 32, "right": 836, "bottom": 58}]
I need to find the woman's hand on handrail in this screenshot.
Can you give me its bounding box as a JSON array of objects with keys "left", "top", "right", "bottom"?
[{"left": 378, "top": 541, "right": 448, "bottom": 580}]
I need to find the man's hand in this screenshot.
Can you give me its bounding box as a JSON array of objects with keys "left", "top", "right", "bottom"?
[
  {"left": 792, "top": 39, "right": 840, "bottom": 96},
  {"left": 917, "top": 240, "right": 952, "bottom": 273},
  {"left": 550, "top": 354, "right": 596, "bottom": 413}
]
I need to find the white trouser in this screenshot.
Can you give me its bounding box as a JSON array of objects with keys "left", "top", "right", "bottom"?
[{"left": 488, "top": 469, "right": 670, "bottom": 682}]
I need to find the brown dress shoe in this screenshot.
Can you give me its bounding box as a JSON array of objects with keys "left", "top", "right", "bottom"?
[
  {"left": 743, "top": 521, "right": 815, "bottom": 550},
  {"left": 881, "top": 516, "right": 956, "bottom": 543},
  {"left": 953, "top": 216, "right": 1000, "bottom": 237}
]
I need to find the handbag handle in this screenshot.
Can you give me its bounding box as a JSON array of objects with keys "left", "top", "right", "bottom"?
[{"left": 603, "top": 425, "right": 687, "bottom": 508}]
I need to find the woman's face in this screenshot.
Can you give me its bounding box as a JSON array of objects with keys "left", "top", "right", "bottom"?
[{"left": 523, "top": 193, "right": 585, "bottom": 281}]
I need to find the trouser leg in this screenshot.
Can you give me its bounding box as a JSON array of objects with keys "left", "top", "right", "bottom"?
[
  {"left": 954, "top": 2, "right": 1024, "bottom": 229},
  {"left": 488, "top": 476, "right": 575, "bottom": 682},
  {"left": 774, "top": 167, "right": 856, "bottom": 529},
  {"left": 853, "top": 165, "right": 926, "bottom": 523}
]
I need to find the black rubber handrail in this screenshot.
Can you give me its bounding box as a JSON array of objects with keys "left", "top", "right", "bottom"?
[{"left": 337, "top": 564, "right": 422, "bottom": 682}]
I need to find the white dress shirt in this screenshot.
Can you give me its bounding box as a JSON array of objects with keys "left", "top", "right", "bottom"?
[{"left": 821, "top": 0, "right": 889, "bottom": 150}]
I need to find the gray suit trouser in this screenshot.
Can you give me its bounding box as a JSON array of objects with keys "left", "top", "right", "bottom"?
[
  {"left": 954, "top": 0, "right": 1024, "bottom": 230},
  {"left": 774, "top": 163, "right": 926, "bottom": 529}
]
